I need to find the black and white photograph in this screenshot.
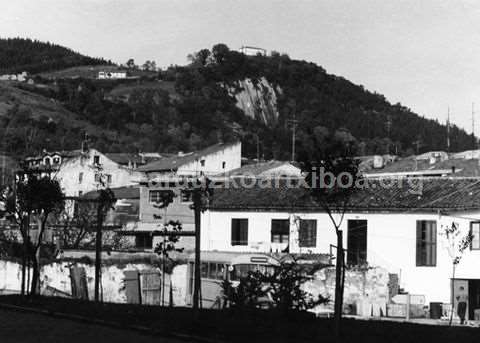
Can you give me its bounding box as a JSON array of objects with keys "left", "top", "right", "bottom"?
[{"left": 1, "top": 1, "right": 480, "bottom": 342}]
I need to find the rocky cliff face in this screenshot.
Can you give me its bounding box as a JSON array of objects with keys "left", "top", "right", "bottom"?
[{"left": 229, "top": 77, "right": 281, "bottom": 124}]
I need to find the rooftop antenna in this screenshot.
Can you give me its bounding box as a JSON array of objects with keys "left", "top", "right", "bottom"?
[{"left": 447, "top": 107, "right": 451, "bottom": 153}]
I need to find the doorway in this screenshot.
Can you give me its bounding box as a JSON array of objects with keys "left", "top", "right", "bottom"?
[
  {"left": 452, "top": 279, "right": 480, "bottom": 320},
  {"left": 347, "top": 220, "right": 367, "bottom": 266}
]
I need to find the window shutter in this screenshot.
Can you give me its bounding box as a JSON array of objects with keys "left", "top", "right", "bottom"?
[
  {"left": 416, "top": 221, "right": 422, "bottom": 266},
  {"left": 231, "top": 219, "right": 248, "bottom": 246},
  {"left": 231, "top": 220, "right": 237, "bottom": 245},
  {"left": 240, "top": 219, "right": 248, "bottom": 244},
  {"left": 431, "top": 221, "right": 437, "bottom": 266}
]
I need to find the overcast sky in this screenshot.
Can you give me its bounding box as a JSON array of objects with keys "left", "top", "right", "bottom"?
[{"left": 2, "top": 0, "right": 480, "bottom": 134}]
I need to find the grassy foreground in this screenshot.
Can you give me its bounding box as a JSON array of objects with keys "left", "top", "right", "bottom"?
[{"left": 0, "top": 295, "right": 479, "bottom": 343}]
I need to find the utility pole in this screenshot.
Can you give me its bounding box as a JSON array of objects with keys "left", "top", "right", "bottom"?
[
  {"left": 94, "top": 199, "right": 103, "bottom": 302},
  {"left": 287, "top": 113, "right": 298, "bottom": 162},
  {"left": 386, "top": 115, "right": 392, "bottom": 154},
  {"left": 256, "top": 134, "right": 260, "bottom": 162},
  {"left": 472, "top": 102, "right": 476, "bottom": 150},
  {"left": 447, "top": 107, "right": 451, "bottom": 153},
  {"left": 192, "top": 188, "right": 201, "bottom": 312}
]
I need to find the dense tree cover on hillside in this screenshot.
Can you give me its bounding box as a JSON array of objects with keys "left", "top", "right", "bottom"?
[
  {"left": 180, "top": 44, "right": 475, "bottom": 158},
  {"left": 1, "top": 41, "right": 475, "bottom": 159},
  {"left": 0, "top": 38, "right": 110, "bottom": 74},
  {"left": 0, "top": 105, "right": 86, "bottom": 156}
]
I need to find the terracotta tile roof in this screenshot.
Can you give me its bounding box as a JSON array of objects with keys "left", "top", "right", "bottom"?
[
  {"left": 222, "top": 160, "right": 301, "bottom": 177},
  {"left": 208, "top": 177, "right": 480, "bottom": 212},
  {"left": 365, "top": 156, "right": 480, "bottom": 177},
  {"left": 137, "top": 142, "right": 239, "bottom": 173},
  {"left": 104, "top": 153, "right": 144, "bottom": 165}
]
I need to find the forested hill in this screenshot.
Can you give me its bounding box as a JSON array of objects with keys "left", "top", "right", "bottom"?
[
  {"left": 0, "top": 38, "right": 110, "bottom": 74},
  {"left": 168, "top": 44, "right": 475, "bottom": 158},
  {"left": 0, "top": 41, "right": 475, "bottom": 160}
]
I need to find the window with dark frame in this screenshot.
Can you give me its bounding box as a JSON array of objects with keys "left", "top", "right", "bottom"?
[
  {"left": 200, "top": 159, "right": 205, "bottom": 167},
  {"left": 471, "top": 222, "right": 480, "bottom": 250},
  {"left": 135, "top": 233, "right": 152, "bottom": 249},
  {"left": 271, "top": 219, "right": 290, "bottom": 243},
  {"left": 231, "top": 218, "right": 248, "bottom": 245},
  {"left": 416, "top": 220, "right": 437, "bottom": 266},
  {"left": 78, "top": 172, "right": 83, "bottom": 184},
  {"left": 106, "top": 174, "right": 112, "bottom": 184},
  {"left": 347, "top": 220, "right": 368, "bottom": 266},
  {"left": 149, "top": 190, "right": 162, "bottom": 203},
  {"left": 299, "top": 219, "right": 317, "bottom": 247},
  {"left": 93, "top": 155, "right": 100, "bottom": 165},
  {"left": 180, "top": 189, "right": 192, "bottom": 203}
]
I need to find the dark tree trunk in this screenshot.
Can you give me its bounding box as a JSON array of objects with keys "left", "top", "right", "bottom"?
[
  {"left": 94, "top": 204, "right": 103, "bottom": 302},
  {"left": 192, "top": 190, "right": 201, "bottom": 311},
  {"left": 30, "top": 253, "right": 39, "bottom": 295},
  {"left": 334, "top": 231, "right": 344, "bottom": 339}
]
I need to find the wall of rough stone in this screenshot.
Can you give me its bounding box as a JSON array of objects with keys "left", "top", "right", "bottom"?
[
  {"left": 303, "top": 266, "right": 394, "bottom": 316},
  {"left": 0, "top": 260, "right": 188, "bottom": 306}
]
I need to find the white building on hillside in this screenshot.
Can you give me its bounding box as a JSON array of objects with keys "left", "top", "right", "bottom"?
[
  {"left": 122, "top": 142, "right": 242, "bottom": 251},
  {"left": 98, "top": 71, "right": 127, "bottom": 79},
  {"left": 26, "top": 149, "right": 154, "bottom": 197},
  {"left": 201, "top": 178, "right": 480, "bottom": 319},
  {"left": 137, "top": 141, "right": 241, "bottom": 178}
]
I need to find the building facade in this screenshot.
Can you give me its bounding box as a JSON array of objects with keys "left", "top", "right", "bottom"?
[
  {"left": 26, "top": 149, "right": 147, "bottom": 197},
  {"left": 126, "top": 142, "right": 242, "bottom": 250},
  {"left": 200, "top": 178, "right": 480, "bottom": 318}
]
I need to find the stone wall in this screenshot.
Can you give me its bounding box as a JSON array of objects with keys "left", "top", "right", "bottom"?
[
  {"left": 303, "top": 266, "right": 395, "bottom": 316},
  {"left": 0, "top": 260, "right": 188, "bottom": 306}
]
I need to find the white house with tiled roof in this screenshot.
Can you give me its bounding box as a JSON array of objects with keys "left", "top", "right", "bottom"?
[
  {"left": 200, "top": 178, "right": 480, "bottom": 318},
  {"left": 26, "top": 148, "right": 154, "bottom": 197},
  {"left": 137, "top": 142, "right": 241, "bottom": 178},
  {"left": 126, "top": 142, "right": 242, "bottom": 251}
]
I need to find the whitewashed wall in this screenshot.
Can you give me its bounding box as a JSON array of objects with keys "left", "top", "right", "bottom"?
[
  {"left": 177, "top": 142, "right": 241, "bottom": 176},
  {"left": 56, "top": 149, "right": 144, "bottom": 196},
  {"left": 201, "top": 209, "right": 480, "bottom": 304},
  {"left": 0, "top": 260, "right": 187, "bottom": 306}
]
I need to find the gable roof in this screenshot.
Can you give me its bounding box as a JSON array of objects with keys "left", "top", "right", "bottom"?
[
  {"left": 208, "top": 177, "right": 480, "bottom": 212},
  {"left": 105, "top": 153, "right": 145, "bottom": 165},
  {"left": 222, "top": 161, "right": 301, "bottom": 177},
  {"left": 365, "top": 156, "right": 480, "bottom": 177},
  {"left": 83, "top": 186, "right": 140, "bottom": 200},
  {"left": 137, "top": 142, "right": 239, "bottom": 173}
]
